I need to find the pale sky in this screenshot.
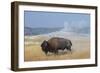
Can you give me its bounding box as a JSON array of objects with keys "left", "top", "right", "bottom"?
[{"left": 24, "top": 11, "right": 90, "bottom": 28}]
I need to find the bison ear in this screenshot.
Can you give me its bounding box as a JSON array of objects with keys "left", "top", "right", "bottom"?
[
  {"left": 43, "top": 40, "right": 48, "bottom": 46},
  {"left": 44, "top": 40, "right": 48, "bottom": 46},
  {"left": 41, "top": 40, "right": 48, "bottom": 47}
]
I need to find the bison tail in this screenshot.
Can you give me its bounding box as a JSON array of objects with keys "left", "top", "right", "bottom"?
[{"left": 70, "top": 41, "right": 72, "bottom": 46}]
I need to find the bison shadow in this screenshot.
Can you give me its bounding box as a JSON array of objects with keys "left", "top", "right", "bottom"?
[{"left": 44, "top": 49, "right": 74, "bottom": 56}]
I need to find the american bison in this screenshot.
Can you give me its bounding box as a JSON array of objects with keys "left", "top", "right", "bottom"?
[{"left": 41, "top": 37, "right": 72, "bottom": 55}]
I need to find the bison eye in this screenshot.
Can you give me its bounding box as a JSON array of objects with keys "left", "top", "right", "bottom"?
[
  {"left": 41, "top": 40, "right": 48, "bottom": 47},
  {"left": 43, "top": 42, "right": 48, "bottom": 47},
  {"left": 44, "top": 42, "right": 48, "bottom": 46}
]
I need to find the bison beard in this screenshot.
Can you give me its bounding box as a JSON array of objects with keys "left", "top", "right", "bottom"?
[{"left": 41, "top": 37, "right": 72, "bottom": 55}]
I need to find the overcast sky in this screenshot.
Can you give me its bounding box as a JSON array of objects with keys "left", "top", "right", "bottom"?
[{"left": 24, "top": 11, "right": 90, "bottom": 28}]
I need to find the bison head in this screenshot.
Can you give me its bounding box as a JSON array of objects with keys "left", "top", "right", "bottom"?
[{"left": 41, "top": 40, "right": 49, "bottom": 54}]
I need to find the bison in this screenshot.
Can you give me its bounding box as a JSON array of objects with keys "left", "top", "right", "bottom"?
[{"left": 41, "top": 37, "right": 72, "bottom": 55}]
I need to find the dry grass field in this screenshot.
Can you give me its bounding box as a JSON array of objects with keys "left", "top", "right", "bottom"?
[{"left": 24, "top": 35, "right": 90, "bottom": 61}]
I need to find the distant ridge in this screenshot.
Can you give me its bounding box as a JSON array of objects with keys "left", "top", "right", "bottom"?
[{"left": 24, "top": 27, "right": 63, "bottom": 35}]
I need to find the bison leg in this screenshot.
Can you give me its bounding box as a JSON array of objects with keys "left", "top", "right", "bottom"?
[
  {"left": 54, "top": 49, "right": 58, "bottom": 55},
  {"left": 68, "top": 46, "right": 71, "bottom": 51},
  {"left": 67, "top": 46, "right": 72, "bottom": 54},
  {"left": 44, "top": 51, "right": 48, "bottom": 55}
]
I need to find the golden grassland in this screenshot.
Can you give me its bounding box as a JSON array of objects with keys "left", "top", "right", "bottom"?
[{"left": 24, "top": 35, "right": 90, "bottom": 61}]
